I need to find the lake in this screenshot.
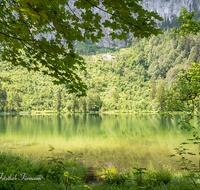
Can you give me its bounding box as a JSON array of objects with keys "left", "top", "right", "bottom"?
[{"left": 0, "top": 113, "right": 198, "bottom": 172}]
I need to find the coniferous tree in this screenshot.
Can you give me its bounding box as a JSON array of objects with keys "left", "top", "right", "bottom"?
[
  {"left": 0, "top": 82, "right": 7, "bottom": 111},
  {"left": 168, "top": 49, "right": 177, "bottom": 62},
  {"left": 7, "top": 93, "right": 15, "bottom": 112},
  {"left": 184, "top": 39, "right": 190, "bottom": 58},
  {"left": 14, "top": 93, "right": 22, "bottom": 112},
  {"left": 72, "top": 96, "right": 79, "bottom": 112},
  {"left": 191, "top": 43, "right": 199, "bottom": 62},
  {"left": 181, "top": 38, "right": 186, "bottom": 51},
  {"left": 80, "top": 97, "right": 87, "bottom": 113},
  {"left": 189, "top": 38, "right": 195, "bottom": 50},
  {"left": 112, "top": 89, "right": 120, "bottom": 103},
  {"left": 57, "top": 88, "right": 62, "bottom": 113},
  {"left": 176, "top": 41, "right": 184, "bottom": 53},
  {"left": 172, "top": 36, "right": 178, "bottom": 49},
  {"left": 149, "top": 75, "right": 156, "bottom": 100},
  {"left": 156, "top": 83, "right": 165, "bottom": 111}
]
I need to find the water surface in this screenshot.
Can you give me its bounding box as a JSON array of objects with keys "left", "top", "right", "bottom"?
[{"left": 0, "top": 114, "right": 197, "bottom": 171}]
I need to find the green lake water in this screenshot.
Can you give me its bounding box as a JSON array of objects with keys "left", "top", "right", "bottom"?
[{"left": 0, "top": 114, "right": 198, "bottom": 172}]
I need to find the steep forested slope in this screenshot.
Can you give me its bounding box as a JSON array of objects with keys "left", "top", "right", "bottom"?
[{"left": 0, "top": 28, "right": 199, "bottom": 113}]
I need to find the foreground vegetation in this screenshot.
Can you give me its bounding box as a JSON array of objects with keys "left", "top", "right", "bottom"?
[{"left": 0, "top": 145, "right": 199, "bottom": 190}]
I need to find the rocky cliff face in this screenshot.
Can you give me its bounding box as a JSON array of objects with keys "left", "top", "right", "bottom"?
[
  {"left": 69, "top": 0, "right": 200, "bottom": 48},
  {"left": 141, "top": 0, "right": 200, "bottom": 23},
  {"left": 67, "top": 0, "right": 127, "bottom": 48}
]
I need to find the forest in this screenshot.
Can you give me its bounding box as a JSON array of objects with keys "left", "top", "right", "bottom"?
[{"left": 0, "top": 27, "right": 200, "bottom": 114}]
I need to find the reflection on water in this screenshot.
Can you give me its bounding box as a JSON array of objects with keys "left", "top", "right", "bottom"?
[{"left": 0, "top": 114, "right": 198, "bottom": 171}]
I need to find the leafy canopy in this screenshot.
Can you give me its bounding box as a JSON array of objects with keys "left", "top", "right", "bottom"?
[
  {"left": 166, "top": 6, "right": 200, "bottom": 110},
  {"left": 171, "top": 6, "right": 200, "bottom": 39},
  {"left": 0, "top": 0, "right": 163, "bottom": 96},
  {"left": 165, "top": 63, "right": 200, "bottom": 112}
]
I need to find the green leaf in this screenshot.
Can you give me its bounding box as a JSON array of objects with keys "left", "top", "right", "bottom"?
[
  {"left": 48, "top": 144, "right": 55, "bottom": 152},
  {"left": 181, "top": 142, "right": 189, "bottom": 145},
  {"left": 67, "top": 150, "right": 74, "bottom": 155},
  {"left": 167, "top": 154, "right": 175, "bottom": 157},
  {"left": 187, "top": 152, "right": 196, "bottom": 155},
  {"left": 64, "top": 171, "right": 69, "bottom": 177}
]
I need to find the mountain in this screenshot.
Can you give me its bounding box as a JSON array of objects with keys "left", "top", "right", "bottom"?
[
  {"left": 68, "top": 0, "right": 200, "bottom": 48},
  {"left": 35, "top": 0, "right": 200, "bottom": 48},
  {"left": 141, "top": 0, "right": 200, "bottom": 24}
]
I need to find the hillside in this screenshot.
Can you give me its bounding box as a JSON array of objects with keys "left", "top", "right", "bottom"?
[{"left": 0, "top": 28, "right": 200, "bottom": 113}]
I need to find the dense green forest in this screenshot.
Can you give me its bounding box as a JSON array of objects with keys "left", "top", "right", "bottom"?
[{"left": 0, "top": 27, "right": 200, "bottom": 113}]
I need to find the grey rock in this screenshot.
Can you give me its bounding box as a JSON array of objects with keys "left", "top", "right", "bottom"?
[
  {"left": 69, "top": 0, "right": 200, "bottom": 48},
  {"left": 33, "top": 0, "right": 200, "bottom": 48}
]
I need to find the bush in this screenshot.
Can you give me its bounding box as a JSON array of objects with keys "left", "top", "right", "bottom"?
[{"left": 104, "top": 173, "right": 129, "bottom": 186}]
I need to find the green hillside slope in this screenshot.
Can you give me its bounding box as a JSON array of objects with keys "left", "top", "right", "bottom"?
[{"left": 0, "top": 28, "right": 199, "bottom": 113}]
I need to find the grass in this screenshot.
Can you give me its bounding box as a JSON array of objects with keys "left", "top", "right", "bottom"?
[{"left": 0, "top": 147, "right": 199, "bottom": 190}]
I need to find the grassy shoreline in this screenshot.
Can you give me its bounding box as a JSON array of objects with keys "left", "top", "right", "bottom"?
[
  {"left": 0, "top": 149, "right": 200, "bottom": 190},
  {"left": 2, "top": 110, "right": 191, "bottom": 116},
  {"left": 1, "top": 110, "right": 160, "bottom": 116}
]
